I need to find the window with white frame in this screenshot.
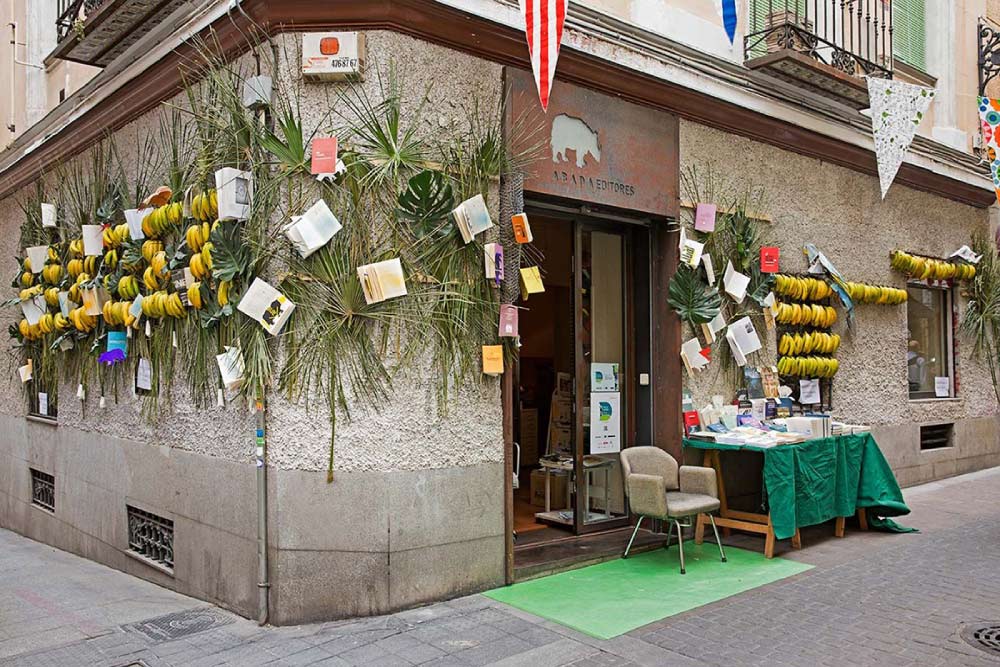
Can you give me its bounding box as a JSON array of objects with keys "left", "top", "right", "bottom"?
[{"left": 906, "top": 283, "right": 953, "bottom": 399}]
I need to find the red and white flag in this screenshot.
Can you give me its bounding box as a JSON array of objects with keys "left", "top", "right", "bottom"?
[{"left": 519, "top": 0, "right": 567, "bottom": 111}]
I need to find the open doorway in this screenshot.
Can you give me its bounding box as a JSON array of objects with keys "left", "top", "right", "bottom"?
[{"left": 512, "top": 208, "right": 653, "bottom": 565}]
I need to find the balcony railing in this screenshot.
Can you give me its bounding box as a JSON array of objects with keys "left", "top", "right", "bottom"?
[
  {"left": 746, "top": 0, "right": 893, "bottom": 79},
  {"left": 56, "top": 0, "right": 108, "bottom": 42}
]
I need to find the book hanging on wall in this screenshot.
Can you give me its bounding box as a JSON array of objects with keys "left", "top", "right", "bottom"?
[
  {"left": 482, "top": 345, "right": 504, "bottom": 375},
  {"left": 284, "top": 199, "right": 342, "bottom": 258},
  {"left": 215, "top": 168, "right": 253, "bottom": 221},
  {"left": 82, "top": 225, "right": 103, "bottom": 256},
  {"left": 311, "top": 137, "right": 338, "bottom": 175},
  {"left": 511, "top": 213, "right": 533, "bottom": 243},
  {"left": 484, "top": 243, "right": 504, "bottom": 285},
  {"left": 519, "top": 266, "right": 544, "bottom": 300},
  {"left": 499, "top": 304, "right": 518, "bottom": 337},
  {"left": 356, "top": 258, "right": 407, "bottom": 305},
  {"left": 452, "top": 194, "right": 493, "bottom": 244},
  {"left": 237, "top": 278, "right": 296, "bottom": 335}
]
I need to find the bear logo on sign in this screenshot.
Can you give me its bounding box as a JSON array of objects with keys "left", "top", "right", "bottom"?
[{"left": 550, "top": 114, "right": 601, "bottom": 168}]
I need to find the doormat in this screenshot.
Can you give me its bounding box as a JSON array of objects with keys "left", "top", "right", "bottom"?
[{"left": 484, "top": 543, "right": 813, "bottom": 639}]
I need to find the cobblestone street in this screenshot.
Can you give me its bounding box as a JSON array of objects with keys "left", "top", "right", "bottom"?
[{"left": 2, "top": 466, "right": 1000, "bottom": 667}]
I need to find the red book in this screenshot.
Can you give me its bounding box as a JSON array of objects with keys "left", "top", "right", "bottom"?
[
  {"left": 760, "top": 246, "right": 780, "bottom": 273},
  {"left": 683, "top": 410, "right": 700, "bottom": 434},
  {"left": 311, "top": 137, "right": 338, "bottom": 175}
]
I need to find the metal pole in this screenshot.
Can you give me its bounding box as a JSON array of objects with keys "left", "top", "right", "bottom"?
[{"left": 255, "top": 396, "right": 269, "bottom": 625}]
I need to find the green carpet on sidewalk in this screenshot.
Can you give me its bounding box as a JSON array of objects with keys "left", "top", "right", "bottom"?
[{"left": 485, "top": 543, "right": 813, "bottom": 639}]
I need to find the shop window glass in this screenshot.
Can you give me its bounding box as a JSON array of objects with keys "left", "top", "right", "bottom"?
[{"left": 906, "top": 284, "right": 952, "bottom": 399}]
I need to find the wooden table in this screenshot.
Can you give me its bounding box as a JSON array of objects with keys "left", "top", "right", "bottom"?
[{"left": 692, "top": 448, "right": 868, "bottom": 558}]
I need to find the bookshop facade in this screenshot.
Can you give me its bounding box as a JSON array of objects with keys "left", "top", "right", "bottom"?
[{"left": 0, "top": 1, "right": 997, "bottom": 627}]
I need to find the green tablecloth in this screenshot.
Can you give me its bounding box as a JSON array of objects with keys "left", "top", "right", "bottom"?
[{"left": 683, "top": 433, "right": 910, "bottom": 540}]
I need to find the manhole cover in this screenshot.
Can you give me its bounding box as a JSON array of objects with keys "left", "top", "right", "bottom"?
[
  {"left": 122, "top": 608, "right": 234, "bottom": 643},
  {"left": 961, "top": 623, "right": 1000, "bottom": 657}
]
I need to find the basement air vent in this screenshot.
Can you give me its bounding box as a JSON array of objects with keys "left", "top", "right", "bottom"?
[
  {"left": 126, "top": 506, "right": 174, "bottom": 571},
  {"left": 30, "top": 469, "right": 55, "bottom": 512},
  {"left": 920, "top": 423, "right": 954, "bottom": 450}
]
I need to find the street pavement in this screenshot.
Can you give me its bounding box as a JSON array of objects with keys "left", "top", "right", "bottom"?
[{"left": 2, "top": 466, "right": 1000, "bottom": 666}]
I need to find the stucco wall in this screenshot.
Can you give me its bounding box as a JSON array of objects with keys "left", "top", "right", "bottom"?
[{"left": 679, "top": 119, "right": 1000, "bottom": 484}]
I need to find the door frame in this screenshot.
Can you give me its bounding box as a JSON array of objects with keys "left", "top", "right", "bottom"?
[{"left": 502, "top": 198, "right": 681, "bottom": 579}]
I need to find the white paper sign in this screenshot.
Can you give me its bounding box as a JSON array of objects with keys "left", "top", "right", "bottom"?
[
  {"left": 728, "top": 316, "right": 762, "bottom": 356},
  {"left": 934, "top": 376, "right": 950, "bottom": 398},
  {"left": 216, "top": 168, "right": 253, "bottom": 221},
  {"left": 136, "top": 358, "right": 153, "bottom": 391},
  {"left": 20, "top": 296, "right": 46, "bottom": 326},
  {"left": 82, "top": 225, "right": 103, "bottom": 256},
  {"left": 38, "top": 392, "right": 48, "bottom": 415},
  {"left": 41, "top": 203, "right": 56, "bottom": 228},
  {"left": 799, "top": 378, "right": 821, "bottom": 405},
  {"left": 216, "top": 346, "right": 246, "bottom": 391},
  {"left": 125, "top": 208, "right": 154, "bottom": 241},
  {"left": 590, "top": 392, "right": 621, "bottom": 454},
  {"left": 590, "top": 363, "right": 619, "bottom": 392},
  {"left": 948, "top": 245, "right": 982, "bottom": 265},
  {"left": 237, "top": 277, "right": 295, "bottom": 335},
  {"left": 26, "top": 246, "right": 48, "bottom": 274},
  {"left": 681, "top": 338, "right": 710, "bottom": 373},
  {"left": 17, "top": 360, "right": 32, "bottom": 383}
]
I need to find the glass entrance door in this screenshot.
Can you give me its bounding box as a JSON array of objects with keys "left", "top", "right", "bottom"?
[{"left": 573, "top": 222, "right": 632, "bottom": 533}]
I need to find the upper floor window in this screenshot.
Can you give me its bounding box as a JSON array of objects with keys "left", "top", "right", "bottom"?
[{"left": 893, "top": 0, "right": 926, "bottom": 72}]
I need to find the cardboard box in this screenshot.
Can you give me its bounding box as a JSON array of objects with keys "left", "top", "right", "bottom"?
[{"left": 530, "top": 469, "right": 569, "bottom": 509}]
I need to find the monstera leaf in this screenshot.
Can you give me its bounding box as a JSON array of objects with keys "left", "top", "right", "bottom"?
[
  {"left": 397, "top": 170, "right": 455, "bottom": 237},
  {"left": 667, "top": 265, "right": 722, "bottom": 326},
  {"left": 209, "top": 221, "right": 251, "bottom": 283}
]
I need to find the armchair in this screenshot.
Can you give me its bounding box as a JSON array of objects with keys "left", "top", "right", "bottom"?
[{"left": 620, "top": 446, "right": 726, "bottom": 574}]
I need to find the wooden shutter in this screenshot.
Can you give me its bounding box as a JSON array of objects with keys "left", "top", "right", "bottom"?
[{"left": 893, "top": 0, "right": 926, "bottom": 71}]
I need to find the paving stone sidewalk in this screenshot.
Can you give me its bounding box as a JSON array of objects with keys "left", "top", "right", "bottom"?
[{"left": 2, "top": 467, "right": 1000, "bottom": 666}]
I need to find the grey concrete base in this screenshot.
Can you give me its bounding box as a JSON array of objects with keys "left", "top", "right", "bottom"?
[{"left": 0, "top": 414, "right": 505, "bottom": 625}]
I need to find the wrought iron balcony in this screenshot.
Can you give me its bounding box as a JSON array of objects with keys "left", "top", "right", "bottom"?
[
  {"left": 50, "top": 0, "right": 188, "bottom": 67},
  {"left": 745, "top": 0, "right": 894, "bottom": 109}
]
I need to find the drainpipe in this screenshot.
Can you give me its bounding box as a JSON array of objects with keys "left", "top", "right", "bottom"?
[
  {"left": 8, "top": 22, "right": 44, "bottom": 134},
  {"left": 255, "top": 393, "right": 269, "bottom": 625}
]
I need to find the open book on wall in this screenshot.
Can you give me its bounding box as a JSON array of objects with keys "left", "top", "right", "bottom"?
[
  {"left": 357, "top": 258, "right": 407, "bottom": 305},
  {"left": 284, "top": 199, "right": 342, "bottom": 258},
  {"left": 452, "top": 194, "right": 493, "bottom": 244}
]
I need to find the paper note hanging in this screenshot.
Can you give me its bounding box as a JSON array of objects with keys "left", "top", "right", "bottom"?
[
  {"left": 136, "top": 358, "right": 153, "bottom": 391},
  {"left": 482, "top": 345, "right": 504, "bottom": 376},
  {"left": 242, "top": 75, "right": 272, "bottom": 109},
  {"left": 82, "top": 225, "right": 104, "bottom": 256},
  {"left": 681, "top": 338, "right": 710, "bottom": 375},
  {"left": 20, "top": 296, "right": 46, "bottom": 326},
  {"left": 760, "top": 246, "right": 779, "bottom": 273},
  {"left": 499, "top": 304, "right": 519, "bottom": 337},
  {"left": 25, "top": 246, "right": 48, "bottom": 274},
  {"left": 215, "top": 168, "right": 253, "bottom": 221},
  {"left": 216, "top": 346, "right": 246, "bottom": 391},
  {"left": 125, "top": 208, "right": 154, "bottom": 241},
  {"left": 512, "top": 213, "right": 533, "bottom": 243},
  {"left": 38, "top": 392, "right": 48, "bottom": 416},
  {"left": 867, "top": 77, "right": 935, "bottom": 199},
  {"left": 701, "top": 311, "right": 726, "bottom": 344},
  {"left": 799, "top": 378, "right": 821, "bottom": 405},
  {"left": 518, "top": 0, "right": 567, "bottom": 110},
  {"left": 519, "top": 266, "right": 545, "bottom": 300},
  {"left": 237, "top": 277, "right": 296, "bottom": 335},
  {"left": 357, "top": 258, "right": 407, "bottom": 305},
  {"left": 694, "top": 203, "right": 717, "bottom": 232},
  {"left": 41, "top": 203, "right": 56, "bottom": 228},
  {"left": 17, "top": 359, "right": 32, "bottom": 383},
  {"left": 680, "top": 236, "right": 704, "bottom": 269},
  {"left": 723, "top": 260, "right": 750, "bottom": 303},
  {"left": 311, "top": 137, "right": 338, "bottom": 175}
]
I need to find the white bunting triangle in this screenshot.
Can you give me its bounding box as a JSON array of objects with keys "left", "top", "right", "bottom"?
[{"left": 866, "top": 77, "right": 935, "bottom": 199}]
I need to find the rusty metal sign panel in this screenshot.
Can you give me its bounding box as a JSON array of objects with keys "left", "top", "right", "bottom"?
[{"left": 507, "top": 68, "right": 679, "bottom": 218}]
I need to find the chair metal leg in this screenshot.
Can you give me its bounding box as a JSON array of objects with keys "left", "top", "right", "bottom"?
[
  {"left": 623, "top": 516, "right": 643, "bottom": 559},
  {"left": 675, "top": 518, "right": 686, "bottom": 574},
  {"left": 709, "top": 514, "right": 727, "bottom": 563}
]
